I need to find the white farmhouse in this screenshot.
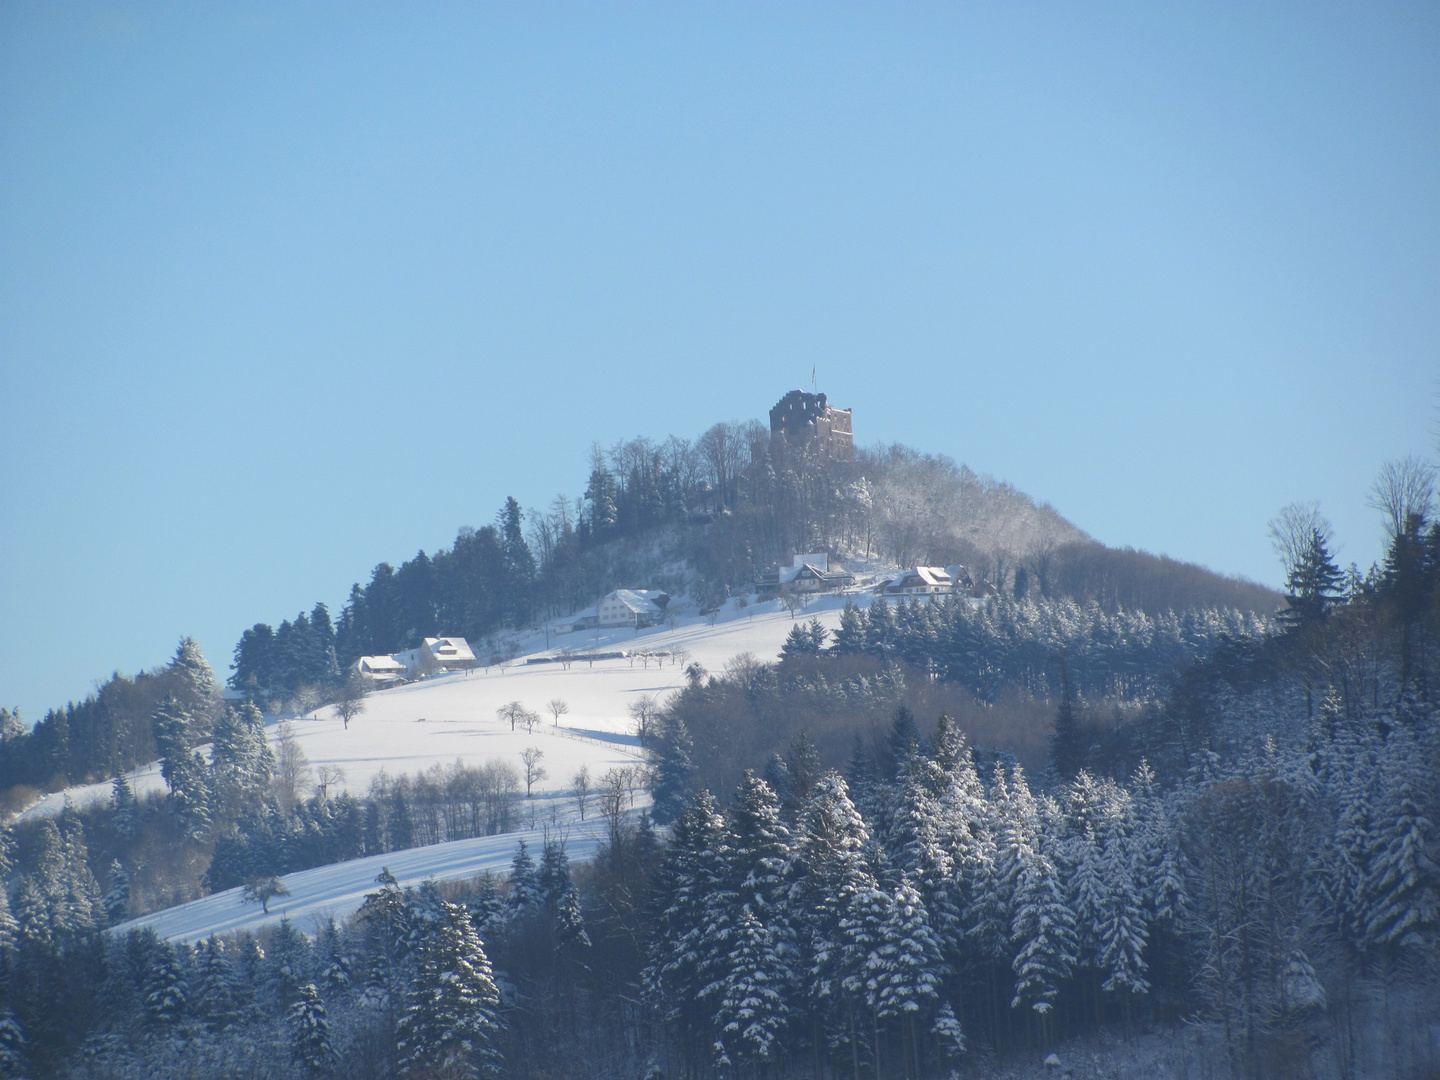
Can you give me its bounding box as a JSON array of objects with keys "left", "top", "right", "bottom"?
[
  {"left": 598, "top": 589, "right": 669, "bottom": 629},
  {"left": 884, "top": 567, "right": 954, "bottom": 597},
  {"left": 391, "top": 637, "right": 478, "bottom": 679},
  {"left": 353, "top": 654, "right": 407, "bottom": 689},
  {"left": 759, "top": 552, "right": 855, "bottom": 594}
]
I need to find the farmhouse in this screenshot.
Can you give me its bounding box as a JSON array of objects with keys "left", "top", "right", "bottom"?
[
  {"left": 391, "top": 637, "right": 478, "bottom": 679},
  {"left": 353, "top": 654, "right": 407, "bottom": 689},
  {"left": 759, "top": 552, "right": 854, "bottom": 594},
  {"left": 884, "top": 566, "right": 955, "bottom": 597},
  {"left": 597, "top": 589, "right": 670, "bottom": 629}
]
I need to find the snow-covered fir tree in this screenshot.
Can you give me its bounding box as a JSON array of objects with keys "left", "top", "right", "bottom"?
[
  {"left": 287, "top": 983, "right": 335, "bottom": 1079},
  {"left": 396, "top": 900, "right": 503, "bottom": 1080},
  {"left": 0, "top": 1010, "right": 27, "bottom": 1080}
]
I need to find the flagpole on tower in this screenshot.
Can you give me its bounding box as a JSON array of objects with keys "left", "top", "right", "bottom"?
[{"left": 811, "top": 365, "right": 817, "bottom": 391}]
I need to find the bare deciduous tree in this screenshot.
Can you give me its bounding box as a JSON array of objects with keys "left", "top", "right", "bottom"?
[
  {"left": 521, "top": 747, "right": 547, "bottom": 797},
  {"left": 1268, "top": 502, "right": 1334, "bottom": 583},
  {"left": 242, "top": 875, "right": 290, "bottom": 914},
  {"left": 572, "top": 764, "right": 591, "bottom": 821},
  {"left": 547, "top": 698, "right": 569, "bottom": 726},
  {"left": 315, "top": 764, "right": 346, "bottom": 802},
  {"left": 627, "top": 694, "right": 660, "bottom": 746},
  {"left": 272, "top": 721, "right": 312, "bottom": 814},
  {"left": 599, "top": 767, "right": 628, "bottom": 822},
  {"left": 335, "top": 672, "right": 367, "bottom": 730},
  {"left": 497, "top": 701, "right": 538, "bottom": 733},
  {"left": 1367, "top": 456, "right": 1436, "bottom": 541}
]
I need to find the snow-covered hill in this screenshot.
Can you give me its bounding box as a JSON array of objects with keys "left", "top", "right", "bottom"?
[
  {"left": 79, "top": 594, "right": 860, "bottom": 943},
  {"left": 22, "top": 592, "right": 862, "bottom": 822}
]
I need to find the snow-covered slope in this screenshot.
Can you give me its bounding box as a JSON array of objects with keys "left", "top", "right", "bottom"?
[
  {"left": 111, "top": 818, "right": 613, "bottom": 944},
  {"left": 21, "top": 593, "right": 862, "bottom": 821},
  {"left": 90, "top": 594, "right": 862, "bottom": 943}
]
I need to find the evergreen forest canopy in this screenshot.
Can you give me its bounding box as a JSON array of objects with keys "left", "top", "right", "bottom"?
[{"left": 0, "top": 449, "right": 1434, "bottom": 1078}]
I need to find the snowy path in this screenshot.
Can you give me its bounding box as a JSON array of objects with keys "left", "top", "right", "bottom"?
[{"left": 111, "top": 817, "right": 616, "bottom": 944}]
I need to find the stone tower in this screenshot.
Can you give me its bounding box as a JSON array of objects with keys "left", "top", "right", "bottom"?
[{"left": 768, "top": 390, "right": 853, "bottom": 461}]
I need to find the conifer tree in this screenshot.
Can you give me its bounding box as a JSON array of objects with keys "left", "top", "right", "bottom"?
[
  {"left": 650, "top": 715, "right": 696, "bottom": 825},
  {"left": 315, "top": 918, "right": 356, "bottom": 998},
  {"left": 727, "top": 772, "right": 793, "bottom": 925},
  {"left": 152, "top": 697, "right": 211, "bottom": 837},
  {"left": 831, "top": 600, "right": 867, "bottom": 654},
  {"left": 1364, "top": 772, "right": 1440, "bottom": 951},
  {"left": 0, "top": 888, "right": 16, "bottom": 959},
  {"left": 645, "top": 790, "right": 729, "bottom": 1067},
  {"left": 0, "top": 1010, "right": 27, "bottom": 1080},
  {"left": 1095, "top": 831, "right": 1149, "bottom": 997},
  {"left": 192, "top": 937, "right": 238, "bottom": 1032},
  {"left": 553, "top": 887, "right": 592, "bottom": 968},
  {"left": 168, "top": 636, "right": 223, "bottom": 735},
  {"left": 57, "top": 817, "right": 102, "bottom": 937},
  {"left": 357, "top": 868, "right": 410, "bottom": 1012},
  {"left": 782, "top": 621, "right": 818, "bottom": 659},
  {"left": 210, "top": 703, "right": 275, "bottom": 817},
  {"left": 396, "top": 900, "right": 503, "bottom": 1079},
  {"left": 1010, "top": 838, "right": 1078, "bottom": 1016},
  {"left": 12, "top": 878, "right": 51, "bottom": 951},
  {"left": 712, "top": 905, "right": 791, "bottom": 1071},
  {"left": 871, "top": 876, "right": 945, "bottom": 1077},
  {"left": 1049, "top": 661, "right": 1085, "bottom": 780},
  {"left": 288, "top": 983, "right": 336, "bottom": 1079},
  {"left": 143, "top": 940, "right": 189, "bottom": 1030},
  {"left": 104, "top": 859, "right": 131, "bottom": 926},
  {"left": 264, "top": 918, "right": 314, "bottom": 1015},
  {"left": 506, "top": 840, "right": 542, "bottom": 923},
  {"left": 110, "top": 772, "right": 137, "bottom": 841}
]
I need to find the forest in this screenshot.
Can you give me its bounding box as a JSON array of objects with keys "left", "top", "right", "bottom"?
[{"left": 0, "top": 452, "right": 1433, "bottom": 1079}]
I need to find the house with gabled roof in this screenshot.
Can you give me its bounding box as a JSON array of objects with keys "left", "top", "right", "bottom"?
[
  {"left": 598, "top": 589, "right": 669, "bottom": 629},
  {"left": 759, "top": 552, "right": 855, "bottom": 594},
  {"left": 883, "top": 566, "right": 955, "bottom": 597},
  {"left": 392, "top": 637, "right": 478, "bottom": 678},
  {"left": 353, "top": 654, "right": 408, "bottom": 688}
]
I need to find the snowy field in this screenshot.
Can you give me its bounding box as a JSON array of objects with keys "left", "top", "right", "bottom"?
[
  {"left": 86, "top": 593, "right": 864, "bottom": 943},
  {"left": 110, "top": 816, "right": 615, "bottom": 944},
  {"left": 19, "top": 592, "right": 863, "bottom": 822}
]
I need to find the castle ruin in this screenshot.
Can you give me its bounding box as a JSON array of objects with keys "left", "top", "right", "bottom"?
[{"left": 768, "top": 389, "right": 853, "bottom": 461}]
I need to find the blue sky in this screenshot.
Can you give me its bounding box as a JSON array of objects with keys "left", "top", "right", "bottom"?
[{"left": 2, "top": 2, "right": 1436, "bottom": 722}]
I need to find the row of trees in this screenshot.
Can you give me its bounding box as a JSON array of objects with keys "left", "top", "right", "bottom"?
[
  {"left": 822, "top": 595, "right": 1269, "bottom": 703},
  {"left": 0, "top": 639, "right": 224, "bottom": 797}
]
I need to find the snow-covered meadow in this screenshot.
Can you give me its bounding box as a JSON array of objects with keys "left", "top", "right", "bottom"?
[
  {"left": 21, "top": 592, "right": 862, "bottom": 824},
  {"left": 24, "top": 594, "right": 867, "bottom": 942}
]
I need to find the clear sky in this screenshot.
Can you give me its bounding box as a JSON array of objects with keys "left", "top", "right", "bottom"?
[{"left": 2, "top": 2, "right": 1436, "bottom": 722}]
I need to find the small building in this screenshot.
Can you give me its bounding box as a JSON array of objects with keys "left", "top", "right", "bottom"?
[
  {"left": 391, "top": 637, "right": 478, "bottom": 679},
  {"left": 759, "top": 552, "right": 855, "bottom": 594},
  {"left": 554, "top": 608, "right": 599, "bottom": 634},
  {"left": 354, "top": 654, "right": 408, "bottom": 689},
  {"left": 598, "top": 589, "right": 669, "bottom": 629},
  {"left": 883, "top": 566, "right": 955, "bottom": 597}
]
